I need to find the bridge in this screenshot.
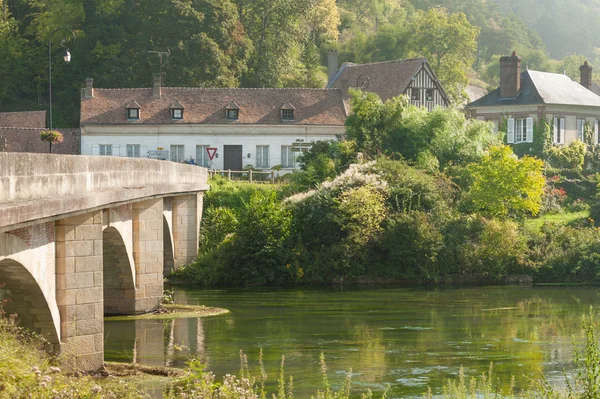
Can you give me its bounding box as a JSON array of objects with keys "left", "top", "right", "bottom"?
[{"left": 0, "top": 153, "right": 208, "bottom": 371}]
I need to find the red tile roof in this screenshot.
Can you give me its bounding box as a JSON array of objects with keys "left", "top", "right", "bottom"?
[
  {"left": 81, "top": 88, "right": 347, "bottom": 126},
  {"left": 0, "top": 111, "right": 46, "bottom": 128}
]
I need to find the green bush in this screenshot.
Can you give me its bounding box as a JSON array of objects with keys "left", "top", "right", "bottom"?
[
  {"left": 199, "top": 206, "right": 238, "bottom": 252},
  {"left": 380, "top": 212, "right": 444, "bottom": 282},
  {"left": 548, "top": 140, "right": 586, "bottom": 170}
]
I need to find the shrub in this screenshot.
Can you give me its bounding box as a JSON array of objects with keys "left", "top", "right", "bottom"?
[
  {"left": 199, "top": 206, "right": 238, "bottom": 252},
  {"left": 548, "top": 140, "right": 586, "bottom": 170},
  {"left": 380, "top": 212, "right": 444, "bottom": 282}
]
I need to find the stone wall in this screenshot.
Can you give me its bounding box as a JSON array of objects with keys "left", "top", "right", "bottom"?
[{"left": 0, "top": 128, "right": 80, "bottom": 154}]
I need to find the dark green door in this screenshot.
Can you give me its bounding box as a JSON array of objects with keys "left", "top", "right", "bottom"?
[{"left": 223, "top": 145, "right": 242, "bottom": 170}]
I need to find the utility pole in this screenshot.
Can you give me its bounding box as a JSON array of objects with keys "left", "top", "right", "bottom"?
[{"left": 148, "top": 49, "right": 170, "bottom": 82}]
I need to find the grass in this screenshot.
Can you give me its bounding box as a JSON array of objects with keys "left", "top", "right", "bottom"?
[
  {"left": 0, "top": 313, "right": 143, "bottom": 398},
  {"left": 525, "top": 210, "right": 589, "bottom": 231},
  {"left": 104, "top": 304, "right": 228, "bottom": 321}
]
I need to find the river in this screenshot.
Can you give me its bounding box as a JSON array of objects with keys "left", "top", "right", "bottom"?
[{"left": 104, "top": 286, "right": 598, "bottom": 398}]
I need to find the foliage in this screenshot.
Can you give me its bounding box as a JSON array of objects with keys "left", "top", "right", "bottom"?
[
  {"left": 345, "top": 90, "right": 500, "bottom": 167},
  {"left": 0, "top": 308, "right": 142, "bottom": 398},
  {"left": 407, "top": 8, "right": 479, "bottom": 103},
  {"left": 293, "top": 140, "right": 358, "bottom": 190},
  {"left": 540, "top": 176, "right": 567, "bottom": 215},
  {"left": 548, "top": 141, "right": 586, "bottom": 170},
  {"left": 467, "top": 145, "right": 545, "bottom": 218},
  {"left": 40, "top": 129, "right": 64, "bottom": 153},
  {"left": 510, "top": 121, "right": 553, "bottom": 161}
]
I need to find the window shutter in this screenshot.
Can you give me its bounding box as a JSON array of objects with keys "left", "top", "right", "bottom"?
[
  {"left": 526, "top": 117, "right": 534, "bottom": 143},
  {"left": 560, "top": 118, "right": 565, "bottom": 144},
  {"left": 595, "top": 121, "right": 599, "bottom": 144},
  {"left": 553, "top": 117, "right": 558, "bottom": 144},
  {"left": 507, "top": 118, "right": 515, "bottom": 143}
]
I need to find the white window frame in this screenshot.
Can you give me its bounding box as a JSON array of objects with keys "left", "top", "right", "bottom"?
[
  {"left": 281, "top": 109, "right": 294, "bottom": 121},
  {"left": 172, "top": 108, "right": 183, "bottom": 120},
  {"left": 256, "top": 145, "right": 269, "bottom": 168},
  {"left": 127, "top": 108, "right": 140, "bottom": 120},
  {"left": 507, "top": 117, "right": 533, "bottom": 144},
  {"left": 170, "top": 145, "right": 184, "bottom": 163},
  {"left": 196, "top": 145, "right": 210, "bottom": 167},
  {"left": 281, "top": 145, "right": 297, "bottom": 168},
  {"left": 553, "top": 117, "right": 565, "bottom": 144},
  {"left": 99, "top": 144, "right": 112, "bottom": 156},
  {"left": 577, "top": 118, "right": 585, "bottom": 141},
  {"left": 126, "top": 144, "right": 140, "bottom": 158}
]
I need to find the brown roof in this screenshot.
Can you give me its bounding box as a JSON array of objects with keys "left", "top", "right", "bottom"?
[
  {"left": 81, "top": 88, "right": 347, "bottom": 126},
  {"left": 0, "top": 111, "right": 46, "bottom": 129},
  {"left": 328, "top": 58, "right": 428, "bottom": 101}
]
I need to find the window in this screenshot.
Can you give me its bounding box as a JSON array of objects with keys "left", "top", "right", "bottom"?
[
  {"left": 515, "top": 118, "right": 527, "bottom": 143},
  {"left": 281, "top": 109, "right": 294, "bottom": 121},
  {"left": 577, "top": 119, "right": 585, "bottom": 141},
  {"left": 226, "top": 109, "right": 239, "bottom": 120},
  {"left": 411, "top": 88, "right": 420, "bottom": 101},
  {"left": 256, "top": 145, "right": 269, "bottom": 168},
  {"left": 99, "top": 144, "right": 112, "bottom": 156},
  {"left": 281, "top": 145, "right": 297, "bottom": 168},
  {"left": 196, "top": 145, "right": 210, "bottom": 167},
  {"left": 170, "top": 145, "right": 184, "bottom": 162},
  {"left": 425, "top": 89, "right": 434, "bottom": 102},
  {"left": 127, "top": 108, "right": 140, "bottom": 120},
  {"left": 507, "top": 117, "right": 533, "bottom": 144},
  {"left": 171, "top": 108, "right": 183, "bottom": 120},
  {"left": 553, "top": 117, "right": 565, "bottom": 144},
  {"left": 126, "top": 144, "right": 140, "bottom": 158}
]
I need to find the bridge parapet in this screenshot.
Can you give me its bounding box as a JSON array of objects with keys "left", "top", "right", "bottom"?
[{"left": 0, "top": 153, "right": 209, "bottom": 231}]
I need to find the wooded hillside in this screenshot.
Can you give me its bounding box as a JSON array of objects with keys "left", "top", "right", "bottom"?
[{"left": 0, "top": 0, "right": 595, "bottom": 127}]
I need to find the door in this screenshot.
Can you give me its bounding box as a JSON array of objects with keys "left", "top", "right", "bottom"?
[{"left": 223, "top": 145, "right": 242, "bottom": 170}]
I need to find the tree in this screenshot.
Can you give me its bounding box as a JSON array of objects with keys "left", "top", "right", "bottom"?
[
  {"left": 408, "top": 8, "right": 479, "bottom": 103},
  {"left": 467, "top": 145, "right": 545, "bottom": 218}
]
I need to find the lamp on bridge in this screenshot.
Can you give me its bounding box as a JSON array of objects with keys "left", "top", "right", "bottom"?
[{"left": 47, "top": 28, "right": 76, "bottom": 150}]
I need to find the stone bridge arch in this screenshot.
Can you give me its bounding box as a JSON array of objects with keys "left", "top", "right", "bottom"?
[
  {"left": 103, "top": 226, "right": 136, "bottom": 315},
  {"left": 0, "top": 227, "right": 60, "bottom": 349}
]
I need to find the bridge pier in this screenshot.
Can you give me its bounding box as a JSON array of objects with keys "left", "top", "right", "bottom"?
[{"left": 55, "top": 212, "right": 104, "bottom": 371}]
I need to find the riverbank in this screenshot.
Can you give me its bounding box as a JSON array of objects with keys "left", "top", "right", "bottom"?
[{"left": 105, "top": 303, "right": 229, "bottom": 321}]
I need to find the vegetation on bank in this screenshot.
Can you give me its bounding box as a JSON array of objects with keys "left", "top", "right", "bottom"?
[
  {"left": 173, "top": 91, "right": 600, "bottom": 287},
  {"left": 0, "top": 311, "right": 144, "bottom": 398}
]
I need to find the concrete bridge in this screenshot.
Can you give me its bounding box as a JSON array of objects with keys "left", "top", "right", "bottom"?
[{"left": 0, "top": 153, "right": 208, "bottom": 371}]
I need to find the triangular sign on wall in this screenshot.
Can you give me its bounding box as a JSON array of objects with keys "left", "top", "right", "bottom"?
[{"left": 206, "top": 147, "right": 218, "bottom": 161}]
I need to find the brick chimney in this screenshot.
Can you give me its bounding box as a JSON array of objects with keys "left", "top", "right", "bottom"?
[
  {"left": 84, "top": 78, "right": 94, "bottom": 99},
  {"left": 153, "top": 74, "right": 162, "bottom": 99},
  {"left": 499, "top": 52, "right": 521, "bottom": 99},
  {"left": 580, "top": 61, "right": 593, "bottom": 91},
  {"left": 327, "top": 50, "right": 339, "bottom": 86}
]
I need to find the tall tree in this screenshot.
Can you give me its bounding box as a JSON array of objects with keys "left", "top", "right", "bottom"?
[{"left": 408, "top": 7, "right": 479, "bottom": 103}]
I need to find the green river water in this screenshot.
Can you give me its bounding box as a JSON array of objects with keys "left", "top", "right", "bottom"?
[{"left": 104, "top": 286, "right": 600, "bottom": 398}]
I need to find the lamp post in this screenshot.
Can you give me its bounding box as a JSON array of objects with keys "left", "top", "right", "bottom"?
[{"left": 48, "top": 28, "right": 75, "bottom": 138}]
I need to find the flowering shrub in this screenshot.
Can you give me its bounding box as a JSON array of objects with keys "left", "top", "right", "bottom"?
[{"left": 40, "top": 129, "right": 64, "bottom": 144}]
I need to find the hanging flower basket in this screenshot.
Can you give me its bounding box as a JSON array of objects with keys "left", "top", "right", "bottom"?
[{"left": 40, "top": 129, "right": 64, "bottom": 144}]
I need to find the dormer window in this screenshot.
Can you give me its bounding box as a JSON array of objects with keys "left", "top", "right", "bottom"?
[
  {"left": 126, "top": 100, "right": 141, "bottom": 121},
  {"left": 128, "top": 108, "right": 139, "bottom": 119},
  {"left": 281, "top": 102, "right": 296, "bottom": 121},
  {"left": 227, "top": 109, "right": 239, "bottom": 120},
  {"left": 170, "top": 100, "right": 185, "bottom": 120},
  {"left": 226, "top": 101, "right": 240, "bottom": 121},
  {"left": 281, "top": 109, "right": 294, "bottom": 121}
]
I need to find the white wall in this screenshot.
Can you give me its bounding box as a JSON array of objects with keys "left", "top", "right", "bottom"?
[{"left": 81, "top": 124, "right": 344, "bottom": 170}]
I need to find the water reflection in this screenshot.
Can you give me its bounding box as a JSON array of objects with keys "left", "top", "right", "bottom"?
[{"left": 104, "top": 286, "right": 600, "bottom": 398}]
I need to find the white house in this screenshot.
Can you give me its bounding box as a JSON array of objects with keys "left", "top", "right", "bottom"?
[{"left": 80, "top": 77, "right": 347, "bottom": 171}]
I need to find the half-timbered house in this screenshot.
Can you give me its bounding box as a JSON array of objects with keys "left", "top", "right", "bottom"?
[{"left": 326, "top": 51, "right": 450, "bottom": 110}]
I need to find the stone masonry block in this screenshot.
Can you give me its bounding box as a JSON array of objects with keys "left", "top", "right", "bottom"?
[
  {"left": 74, "top": 225, "right": 102, "bottom": 240},
  {"left": 93, "top": 240, "right": 103, "bottom": 256},
  {"left": 73, "top": 318, "right": 103, "bottom": 336},
  {"left": 75, "top": 287, "right": 103, "bottom": 305},
  {"left": 145, "top": 240, "right": 163, "bottom": 252},
  {"left": 63, "top": 303, "right": 96, "bottom": 322},
  {"left": 56, "top": 289, "right": 76, "bottom": 307},
  {"left": 144, "top": 219, "right": 162, "bottom": 231},
  {"left": 55, "top": 225, "right": 75, "bottom": 241},
  {"left": 55, "top": 241, "right": 66, "bottom": 258},
  {"left": 65, "top": 272, "right": 94, "bottom": 289},
  {"left": 76, "top": 352, "right": 104, "bottom": 371},
  {"left": 137, "top": 273, "right": 159, "bottom": 285},
  {"left": 94, "top": 333, "right": 103, "bottom": 352},
  {"left": 75, "top": 255, "right": 102, "bottom": 273},
  {"left": 65, "top": 241, "right": 94, "bottom": 257},
  {"left": 66, "top": 335, "right": 96, "bottom": 354},
  {"left": 60, "top": 213, "right": 94, "bottom": 226},
  {"left": 93, "top": 271, "right": 103, "bottom": 287},
  {"left": 144, "top": 283, "right": 163, "bottom": 298},
  {"left": 139, "top": 230, "right": 158, "bottom": 241}
]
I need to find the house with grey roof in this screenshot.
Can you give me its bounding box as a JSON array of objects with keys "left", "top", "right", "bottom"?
[
  {"left": 80, "top": 77, "right": 347, "bottom": 171},
  {"left": 326, "top": 51, "right": 450, "bottom": 110},
  {"left": 467, "top": 52, "right": 600, "bottom": 146}
]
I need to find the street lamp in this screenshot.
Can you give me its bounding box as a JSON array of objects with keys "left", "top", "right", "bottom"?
[{"left": 48, "top": 28, "right": 76, "bottom": 134}]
